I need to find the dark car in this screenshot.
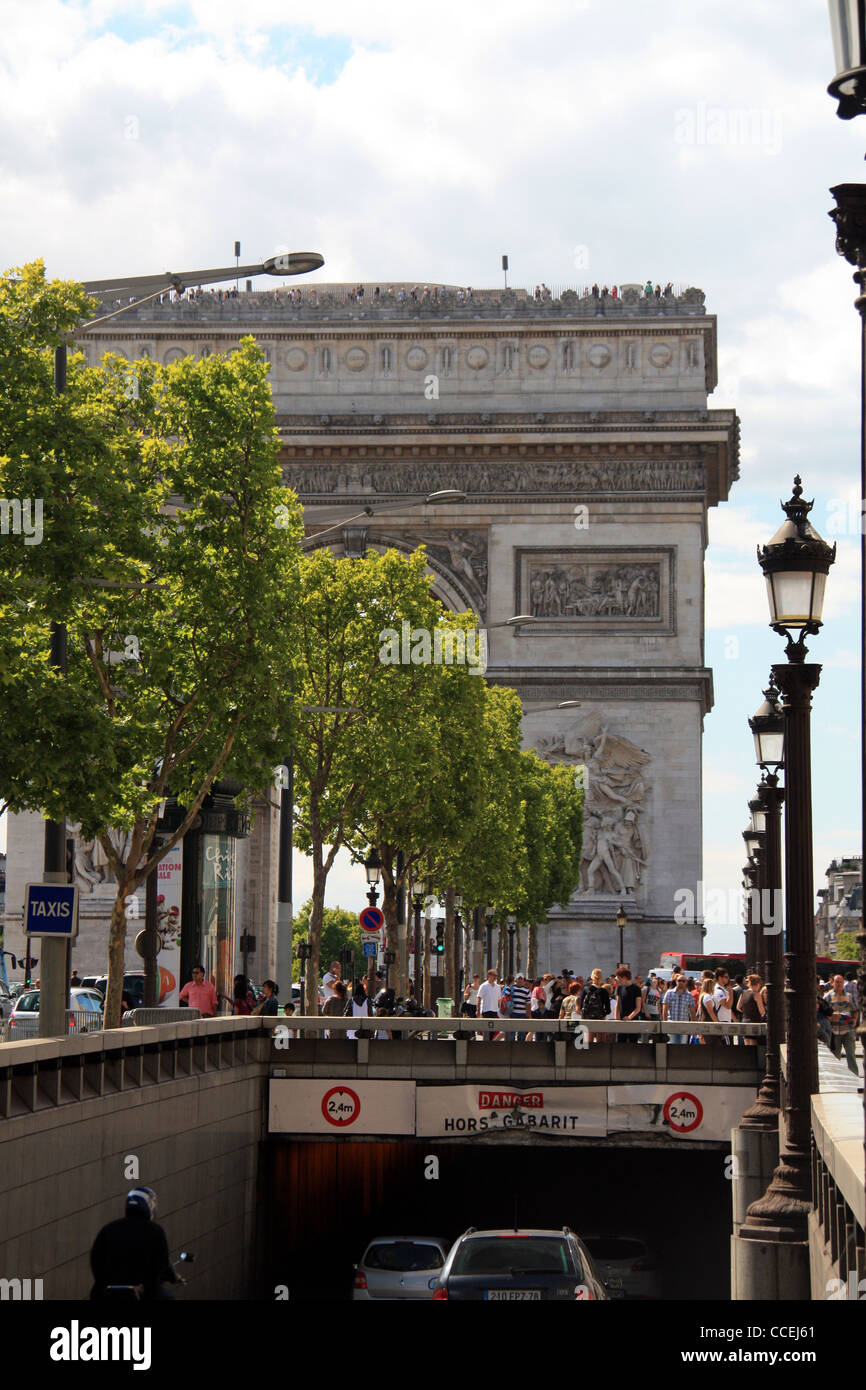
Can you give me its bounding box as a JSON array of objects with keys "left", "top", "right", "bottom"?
[
  {"left": 91, "top": 973, "right": 148, "bottom": 1008},
  {"left": 430, "top": 1228, "right": 608, "bottom": 1301}
]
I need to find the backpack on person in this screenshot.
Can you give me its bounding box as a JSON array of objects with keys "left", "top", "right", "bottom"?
[{"left": 581, "top": 985, "right": 609, "bottom": 1021}]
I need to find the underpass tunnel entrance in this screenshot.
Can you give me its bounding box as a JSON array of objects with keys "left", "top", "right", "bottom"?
[{"left": 263, "top": 1139, "right": 731, "bottom": 1301}]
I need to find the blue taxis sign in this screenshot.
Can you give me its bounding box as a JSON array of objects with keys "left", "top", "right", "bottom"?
[{"left": 24, "top": 883, "right": 79, "bottom": 938}]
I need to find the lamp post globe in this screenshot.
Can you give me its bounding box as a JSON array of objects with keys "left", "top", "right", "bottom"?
[
  {"left": 756, "top": 477, "right": 836, "bottom": 659},
  {"left": 828, "top": 0, "right": 866, "bottom": 117},
  {"left": 749, "top": 678, "right": 784, "bottom": 772}
]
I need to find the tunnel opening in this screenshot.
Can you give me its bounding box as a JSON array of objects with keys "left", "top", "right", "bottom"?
[{"left": 262, "top": 1138, "right": 731, "bottom": 1301}]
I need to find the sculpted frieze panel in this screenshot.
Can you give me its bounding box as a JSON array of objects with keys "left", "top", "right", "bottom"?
[
  {"left": 516, "top": 548, "right": 674, "bottom": 632},
  {"left": 282, "top": 457, "right": 706, "bottom": 497}
]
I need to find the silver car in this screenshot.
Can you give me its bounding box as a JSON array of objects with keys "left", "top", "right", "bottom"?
[
  {"left": 581, "top": 1235, "right": 661, "bottom": 1300},
  {"left": 6, "top": 988, "right": 105, "bottom": 1038},
  {"left": 352, "top": 1237, "right": 450, "bottom": 1301}
]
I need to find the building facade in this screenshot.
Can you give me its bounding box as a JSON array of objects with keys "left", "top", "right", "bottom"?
[
  {"left": 815, "top": 855, "right": 863, "bottom": 958},
  {"left": 2, "top": 281, "right": 738, "bottom": 981}
]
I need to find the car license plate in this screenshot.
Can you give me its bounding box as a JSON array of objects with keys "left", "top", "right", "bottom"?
[{"left": 484, "top": 1289, "right": 542, "bottom": 1300}]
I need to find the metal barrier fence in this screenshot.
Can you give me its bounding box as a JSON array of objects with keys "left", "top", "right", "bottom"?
[
  {"left": 264, "top": 1015, "right": 766, "bottom": 1042},
  {"left": 1, "top": 1008, "right": 103, "bottom": 1042}
]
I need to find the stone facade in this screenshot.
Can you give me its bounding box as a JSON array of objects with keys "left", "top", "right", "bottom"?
[{"left": 2, "top": 284, "right": 737, "bottom": 982}]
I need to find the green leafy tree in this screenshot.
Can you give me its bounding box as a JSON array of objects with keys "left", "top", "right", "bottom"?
[
  {"left": 288, "top": 546, "right": 481, "bottom": 1011},
  {"left": 346, "top": 607, "right": 488, "bottom": 994},
  {"left": 0, "top": 265, "right": 302, "bottom": 1026},
  {"left": 834, "top": 930, "right": 861, "bottom": 963},
  {"left": 291, "top": 901, "right": 363, "bottom": 983}
]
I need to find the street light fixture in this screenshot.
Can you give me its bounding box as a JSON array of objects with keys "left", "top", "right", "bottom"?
[
  {"left": 749, "top": 678, "right": 785, "bottom": 771},
  {"left": 825, "top": 33, "right": 866, "bottom": 1193},
  {"left": 300, "top": 489, "right": 467, "bottom": 550},
  {"left": 742, "top": 691, "right": 786, "bottom": 1134},
  {"left": 615, "top": 903, "right": 627, "bottom": 968},
  {"left": 828, "top": 0, "right": 866, "bottom": 117},
  {"left": 742, "top": 477, "right": 835, "bottom": 1281},
  {"left": 757, "top": 477, "right": 836, "bottom": 656},
  {"left": 364, "top": 848, "right": 382, "bottom": 904}
]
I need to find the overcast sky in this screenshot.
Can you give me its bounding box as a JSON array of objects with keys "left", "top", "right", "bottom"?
[{"left": 1, "top": 0, "right": 862, "bottom": 954}]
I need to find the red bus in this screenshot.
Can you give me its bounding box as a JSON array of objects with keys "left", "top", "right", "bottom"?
[{"left": 660, "top": 951, "right": 858, "bottom": 978}]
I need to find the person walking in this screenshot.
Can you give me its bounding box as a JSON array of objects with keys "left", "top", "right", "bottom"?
[
  {"left": 662, "top": 973, "right": 696, "bottom": 1044},
  {"left": 476, "top": 968, "right": 502, "bottom": 1042},
  {"left": 179, "top": 965, "right": 218, "bottom": 1017},
  {"left": 824, "top": 974, "right": 860, "bottom": 1074}
]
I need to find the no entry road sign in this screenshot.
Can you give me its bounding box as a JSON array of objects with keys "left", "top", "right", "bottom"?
[
  {"left": 359, "top": 905, "right": 384, "bottom": 933},
  {"left": 24, "top": 883, "right": 79, "bottom": 938}
]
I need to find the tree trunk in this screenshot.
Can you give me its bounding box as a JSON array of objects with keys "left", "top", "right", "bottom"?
[
  {"left": 104, "top": 880, "right": 134, "bottom": 1029},
  {"left": 307, "top": 853, "right": 327, "bottom": 1015}
]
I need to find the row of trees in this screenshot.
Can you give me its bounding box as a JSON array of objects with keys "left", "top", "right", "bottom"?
[{"left": 0, "top": 263, "right": 583, "bottom": 1025}]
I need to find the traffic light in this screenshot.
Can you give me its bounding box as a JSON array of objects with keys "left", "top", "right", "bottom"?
[{"left": 435, "top": 922, "right": 445, "bottom": 955}]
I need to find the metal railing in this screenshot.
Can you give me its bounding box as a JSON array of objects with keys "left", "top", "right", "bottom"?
[
  {"left": 264, "top": 1015, "right": 766, "bottom": 1042},
  {"left": 1, "top": 1008, "right": 103, "bottom": 1042}
]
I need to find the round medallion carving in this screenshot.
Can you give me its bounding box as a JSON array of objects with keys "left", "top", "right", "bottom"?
[
  {"left": 285, "top": 346, "right": 308, "bottom": 371},
  {"left": 466, "top": 345, "right": 489, "bottom": 369},
  {"left": 649, "top": 343, "right": 673, "bottom": 367},
  {"left": 405, "top": 345, "right": 428, "bottom": 370},
  {"left": 344, "top": 346, "right": 368, "bottom": 371},
  {"left": 527, "top": 344, "right": 550, "bottom": 368},
  {"left": 587, "top": 344, "right": 611, "bottom": 368}
]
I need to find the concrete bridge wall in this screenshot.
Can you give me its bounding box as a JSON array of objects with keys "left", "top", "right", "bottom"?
[{"left": 0, "top": 1019, "right": 268, "bottom": 1300}]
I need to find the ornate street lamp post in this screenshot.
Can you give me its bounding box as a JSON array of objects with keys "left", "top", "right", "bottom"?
[
  {"left": 741, "top": 681, "right": 786, "bottom": 1130},
  {"left": 740, "top": 479, "right": 835, "bottom": 1278},
  {"left": 506, "top": 915, "right": 517, "bottom": 977},
  {"left": 826, "top": 10, "right": 866, "bottom": 1186},
  {"left": 411, "top": 881, "right": 426, "bottom": 1005},
  {"left": 364, "top": 849, "right": 382, "bottom": 989},
  {"left": 616, "top": 904, "right": 627, "bottom": 970}
]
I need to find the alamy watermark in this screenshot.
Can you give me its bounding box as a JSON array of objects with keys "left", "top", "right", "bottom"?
[
  {"left": 673, "top": 882, "right": 782, "bottom": 934},
  {"left": 0, "top": 497, "right": 43, "bottom": 545},
  {"left": 674, "top": 102, "right": 783, "bottom": 156},
  {"left": 378, "top": 620, "right": 487, "bottom": 675}
]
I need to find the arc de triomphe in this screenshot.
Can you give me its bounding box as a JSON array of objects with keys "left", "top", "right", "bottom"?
[{"left": 2, "top": 283, "right": 737, "bottom": 980}]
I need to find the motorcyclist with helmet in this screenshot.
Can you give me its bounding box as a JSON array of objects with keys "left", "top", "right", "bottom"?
[{"left": 90, "top": 1187, "right": 179, "bottom": 1301}]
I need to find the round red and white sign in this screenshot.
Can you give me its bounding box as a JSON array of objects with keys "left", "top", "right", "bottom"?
[
  {"left": 321, "top": 1085, "right": 361, "bottom": 1127},
  {"left": 663, "top": 1091, "right": 703, "bottom": 1134},
  {"left": 359, "top": 906, "right": 385, "bottom": 933}
]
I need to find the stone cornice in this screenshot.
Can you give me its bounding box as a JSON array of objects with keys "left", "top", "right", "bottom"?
[{"left": 484, "top": 665, "right": 715, "bottom": 715}]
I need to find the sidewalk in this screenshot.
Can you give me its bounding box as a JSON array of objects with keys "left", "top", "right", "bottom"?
[{"left": 817, "top": 1034, "right": 863, "bottom": 1094}]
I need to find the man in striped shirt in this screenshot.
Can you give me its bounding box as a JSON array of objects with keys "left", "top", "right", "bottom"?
[{"left": 507, "top": 973, "right": 532, "bottom": 1041}]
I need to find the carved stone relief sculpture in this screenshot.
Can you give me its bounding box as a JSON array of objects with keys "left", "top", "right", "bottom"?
[{"left": 537, "top": 713, "right": 651, "bottom": 898}]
